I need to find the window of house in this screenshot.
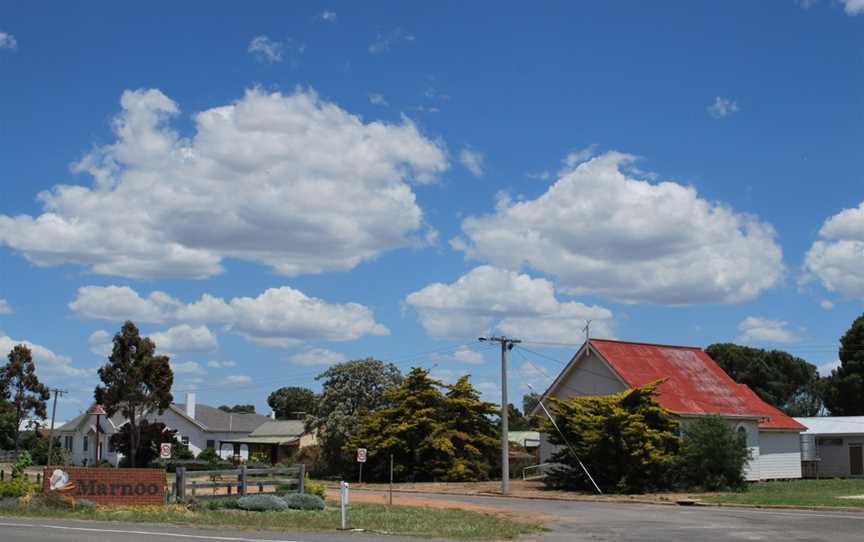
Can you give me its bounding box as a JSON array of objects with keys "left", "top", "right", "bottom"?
[
  {"left": 107, "top": 439, "right": 114, "bottom": 453},
  {"left": 818, "top": 437, "right": 843, "bottom": 446},
  {"left": 64, "top": 436, "right": 73, "bottom": 450},
  {"left": 83, "top": 436, "right": 89, "bottom": 452},
  {"left": 181, "top": 436, "right": 190, "bottom": 446},
  {"left": 206, "top": 440, "right": 215, "bottom": 449}
]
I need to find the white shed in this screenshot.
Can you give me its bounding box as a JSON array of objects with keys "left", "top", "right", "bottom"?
[{"left": 795, "top": 417, "right": 864, "bottom": 478}]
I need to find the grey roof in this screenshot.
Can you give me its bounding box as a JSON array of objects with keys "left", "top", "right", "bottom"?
[
  {"left": 174, "top": 404, "right": 270, "bottom": 433},
  {"left": 795, "top": 417, "right": 864, "bottom": 436},
  {"left": 248, "top": 420, "right": 305, "bottom": 438}
]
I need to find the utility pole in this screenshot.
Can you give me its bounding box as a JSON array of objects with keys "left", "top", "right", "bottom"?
[
  {"left": 46, "top": 388, "right": 66, "bottom": 466},
  {"left": 479, "top": 335, "right": 521, "bottom": 495}
]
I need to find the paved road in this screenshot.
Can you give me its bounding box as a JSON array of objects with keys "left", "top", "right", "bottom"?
[
  {"left": 354, "top": 489, "right": 864, "bottom": 542},
  {"left": 3, "top": 493, "right": 864, "bottom": 541}
]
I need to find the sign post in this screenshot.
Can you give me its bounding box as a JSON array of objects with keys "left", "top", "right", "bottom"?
[
  {"left": 356, "top": 448, "right": 367, "bottom": 484},
  {"left": 339, "top": 481, "right": 349, "bottom": 530},
  {"left": 160, "top": 443, "right": 172, "bottom": 460}
]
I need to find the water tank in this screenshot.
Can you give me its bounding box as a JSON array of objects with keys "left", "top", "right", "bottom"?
[{"left": 800, "top": 433, "right": 817, "bottom": 461}]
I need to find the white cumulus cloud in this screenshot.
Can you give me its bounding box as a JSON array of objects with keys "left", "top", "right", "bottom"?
[
  {"left": 735, "top": 317, "right": 802, "bottom": 344},
  {"left": 287, "top": 347, "right": 347, "bottom": 366},
  {"left": 223, "top": 375, "right": 253, "bottom": 386},
  {"left": 207, "top": 360, "right": 237, "bottom": 369},
  {"left": 430, "top": 346, "right": 485, "bottom": 365},
  {"left": 70, "top": 285, "right": 388, "bottom": 347},
  {"left": 69, "top": 286, "right": 177, "bottom": 323},
  {"left": 454, "top": 152, "right": 783, "bottom": 305},
  {"left": 0, "top": 88, "right": 448, "bottom": 279},
  {"left": 0, "top": 299, "right": 12, "bottom": 314},
  {"left": 151, "top": 324, "right": 218, "bottom": 353},
  {"left": 170, "top": 361, "right": 207, "bottom": 376},
  {"left": 0, "top": 335, "right": 90, "bottom": 378},
  {"left": 88, "top": 330, "right": 113, "bottom": 357},
  {"left": 803, "top": 201, "right": 864, "bottom": 299},
  {"left": 405, "top": 265, "right": 613, "bottom": 341},
  {"left": 459, "top": 147, "right": 485, "bottom": 177},
  {"left": 842, "top": 0, "right": 864, "bottom": 15}
]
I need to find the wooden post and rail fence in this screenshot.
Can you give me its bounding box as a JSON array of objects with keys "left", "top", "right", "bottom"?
[{"left": 173, "top": 464, "right": 305, "bottom": 502}]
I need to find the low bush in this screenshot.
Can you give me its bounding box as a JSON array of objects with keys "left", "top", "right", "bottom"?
[
  {"left": 41, "top": 492, "right": 76, "bottom": 510},
  {"left": 0, "top": 477, "right": 34, "bottom": 498},
  {"left": 0, "top": 497, "right": 20, "bottom": 510},
  {"left": 11, "top": 451, "right": 32, "bottom": 478},
  {"left": 205, "top": 497, "right": 240, "bottom": 510},
  {"left": 237, "top": 494, "right": 288, "bottom": 512},
  {"left": 75, "top": 499, "right": 97, "bottom": 511},
  {"left": 303, "top": 475, "right": 327, "bottom": 500},
  {"left": 196, "top": 447, "right": 221, "bottom": 464},
  {"left": 282, "top": 493, "right": 325, "bottom": 511},
  {"left": 674, "top": 415, "right": 750, "bottom": 492}
]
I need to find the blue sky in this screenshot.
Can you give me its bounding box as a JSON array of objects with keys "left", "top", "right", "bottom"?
[{"left": 1, "top": 1, "right": 863, "bottom": 421}]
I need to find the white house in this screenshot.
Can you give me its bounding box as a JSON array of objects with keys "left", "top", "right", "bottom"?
[
  {"left": 54, "top": 393, "right": 271, "bottom": 466},
  {"left": 532, "top": 339, "right": 806, "bottom": 481},
  {"left": 795, "top": 417, "right": 864, "bottom": 478}
]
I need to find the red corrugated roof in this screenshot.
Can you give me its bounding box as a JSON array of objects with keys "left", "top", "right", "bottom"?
[{"left": 588, "top": 339, "right": 805, "bottom": 431}]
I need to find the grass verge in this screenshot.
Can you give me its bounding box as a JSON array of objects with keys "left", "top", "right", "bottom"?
[
  {"left": 700, "top": 479, "right": 864, "bottom": 508},
  {"left": 0, "top": 501, "right": 543, "bottom": 540}
]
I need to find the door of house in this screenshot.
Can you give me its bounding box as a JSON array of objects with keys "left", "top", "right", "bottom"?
[{"left": 850, "top": 445, "right": 863, "bottom": 476}]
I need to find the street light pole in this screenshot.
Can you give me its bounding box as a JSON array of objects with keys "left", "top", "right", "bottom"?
[{"left": 479, "top": 335, "right": 521, "bottom": 495}]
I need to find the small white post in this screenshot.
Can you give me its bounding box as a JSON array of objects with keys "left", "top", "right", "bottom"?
[{"left": 339, "top": 481, "right": 349, "bottom": 530}]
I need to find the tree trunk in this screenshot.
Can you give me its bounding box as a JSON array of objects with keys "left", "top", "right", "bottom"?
[
  {"left": 12, "top": 405, "right": 22, "bottom": 453},
  {"left": 129, "top": 410, "right": 138, "bottom": 468}
]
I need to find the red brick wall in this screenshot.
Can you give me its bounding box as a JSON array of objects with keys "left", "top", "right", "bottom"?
[{"left": 43, "top": 467, "right": 166, "bottom": 506}]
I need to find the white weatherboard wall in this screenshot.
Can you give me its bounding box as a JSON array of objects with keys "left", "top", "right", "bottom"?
[{"left": 758, "top": 431, "right": 803, "bottom": 479}]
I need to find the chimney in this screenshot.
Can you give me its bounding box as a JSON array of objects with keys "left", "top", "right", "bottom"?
[{"left": 186, "top": 392, "right": 196, "bottom": 420}]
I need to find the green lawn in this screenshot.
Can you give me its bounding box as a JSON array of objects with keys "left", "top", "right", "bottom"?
[
  {"left": 700, "top": 479, "right": 864, "bottom": 508},
  {"left": 0, "top": 501, "right": 543, "bottom": 540}
]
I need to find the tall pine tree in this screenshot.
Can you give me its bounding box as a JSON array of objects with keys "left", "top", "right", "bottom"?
[
  {"left": 823, "top": 313, "right": 864, "bottom": 415},
  {"left": 440, "top": 375, "right": 498, "bottom": 481},
  {"left": 0, "top": 345, "right": 50, "bottom": 451},
  {"left": 350, "top": 368, "right": 452, "bottom": 482}
]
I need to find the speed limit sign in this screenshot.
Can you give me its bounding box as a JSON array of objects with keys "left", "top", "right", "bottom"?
[{"left": 357, "top": 448, "right": 367, "bottom": 463}]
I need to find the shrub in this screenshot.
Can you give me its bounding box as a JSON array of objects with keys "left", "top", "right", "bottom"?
[
  {"left": 196, "top": 447, "right": 220, "bottom": 464},
  {"left": 0, "top": 497, "right": 21, "bottom": 510},
  {"left": 11, "top": 451, "right": 32, "bottom": 478},
  {"left": 41, "top": 492, "right": 76, "bottom": 510},
  {"left": 294, "top": 444, "right": 326, "bottom": 478},
  {"left": 303, "top": 475, "right": 326, "bottom": 500},
  {"left": 0, "top": 476, "right": 34, "bottom": 498},
  {"left": 75, "top": 499, "right": 97, "bottom": 511},
  {"left": 282, "top": 493, "right": 325, "bottom": 511},
  {"left": 543, "top": 382, "right": 679, "bottom": 494},
  {"left": 237, "top": 494, "right": 288, "bottom": 512},
  {"left": 675, "top": 415, "right": 750, "bottom": 492},
  {"left": 206, "top": 497, "right": 240, "bottom": 510}
]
